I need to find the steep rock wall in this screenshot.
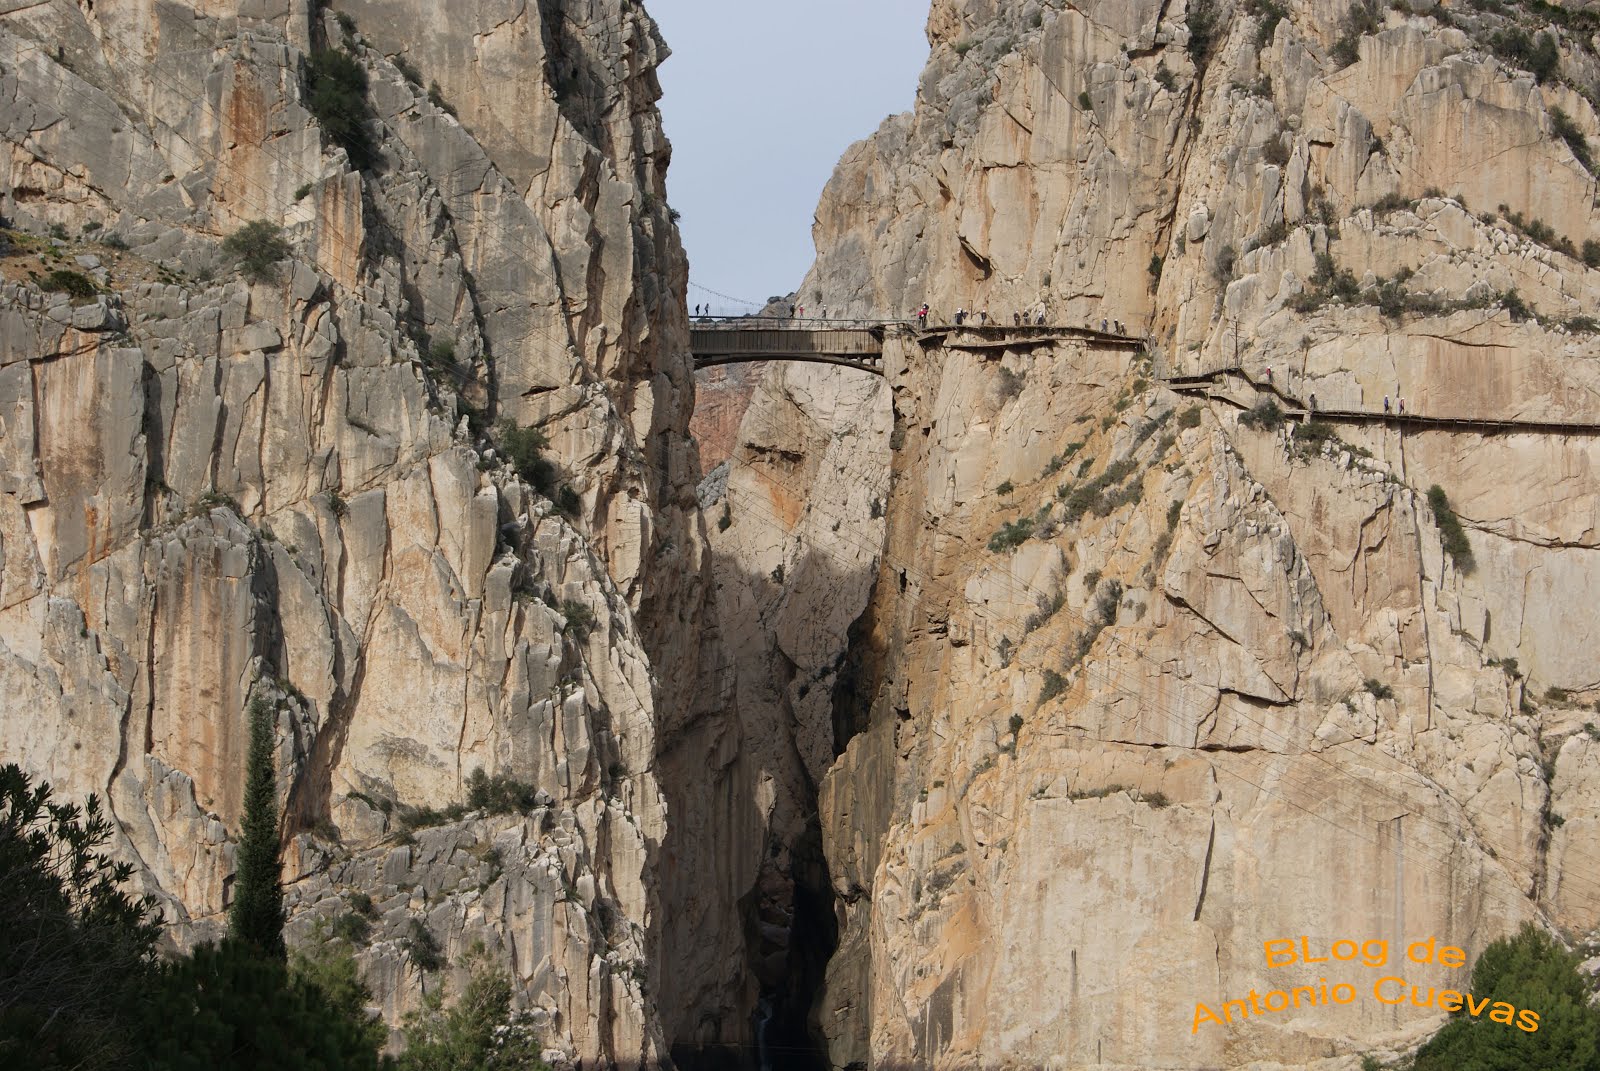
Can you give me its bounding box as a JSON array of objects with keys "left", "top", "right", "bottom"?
[
  {"left": 788, "top": 1, "right": 1600, "bottom": 1068},
  {"left": 0, "top": 0, "right": 722, "bottom": 1064}
]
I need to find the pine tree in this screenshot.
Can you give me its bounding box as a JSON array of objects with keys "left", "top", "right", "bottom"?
[
  {"left": 1414, "top": 922, "right": 1600, "bottom": 1071},
  {"left": 229, "top": 697, "right": 285, "bottom": 959}
]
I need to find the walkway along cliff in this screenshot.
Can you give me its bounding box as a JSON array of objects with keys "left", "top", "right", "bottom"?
[
  {"left": 7, "top": 0, "right": 1600, "bottom": 1069},
  {"left": 702, "top": 1, "right": 1600, "bottom": 1068}
]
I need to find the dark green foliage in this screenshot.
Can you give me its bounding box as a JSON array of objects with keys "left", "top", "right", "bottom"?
[
  {"left": 136, "top": 939, "right": 385, "bottom": 1070},
  {"left": 1008, "top": 714, "right": 1024, "bottom": 735},
  {"left": 1239, "top": 399, "right": 1285, "bottom": 429},
  {"left": 1364, "top": 678, "right": 1395, "bottom": 700},
  {"left": 1187, "top": 0, "right": 1218, "bottom": 70},
  {"left": 1061, "top": 458, "right": 1141, "bottom": 522},
  {"left": 1094, "top": 579, "right": 1124, "bottom": 625},
  {"left": 1428, "top": 484, "right": 1476, "bottom": 574},
  {"left": 1500, "top": 288, "right": 1531, "bottom": 322},
  {"left": 718, "top": 502, "right": 732, "bottom": 531},
  {"left": 403, "top": 919, "right": 444, "bottom": 972},
  {"left": 1148, "top": 254, "right": 1164, "bottom": 285},
  {"left": 1252, "top": 0, "right": 1288, "bottom": 47},
  {"left": 1214, "top": 243, "right": 1237, "bottom": 282},
  {"left": 1155, "top": 64, "right": 1177, "bottom": 91},
  {"left": 290, "top": 940, "right": 388, "bottom": 1057},
  {"left": 0, "top": 765, "right": 161, "bottom": 1068},
  {"left": 306, "top": 49, "right": 376, "bottom": 170},
  {"left": 393, "top": 54, "right": 422, "bottom": 86},
  {"left": 465, "top": 768, "right": 540, "bottom": 815},
  {"left": 1584, "top": 240, "right": 1600, "bottom": 269},
  {"left": 395, "top": 951, "right": 551, "bottom": 1070},
  {"left": 996, "top": 480, "right": 1015, "bottom": 496},
  {"left": 396, "top": 802, "right": 467, "bottom": 831},
  {"left": 1077, "top": 90, "right": 1092, "bottom": 111},
  {"left": 329, "top": 911, "right": 371, "bottom": 945},
  {"left": 996, "top": 365, "right": 1026, "bottom": 400},
  {"left": 560, "top": 599, "right": 595, "bottom": 639},
  {"left": 48, "top": 222, "right": 67, "bottom": 240},
  {"left": 1489, "top": 26, "right": 1561, "bottom": 84},
  {"left": 1550, "top": 107, "right": 1592, "bottom": 172},
  {"left": 556, "top": 485, "right": 581, "bottom": 516},
  {"left": 41, "top": 268, "right": 96, "bottom": 299},
  {"left": 222, "top": 220, "right": 292, "bottom": 284},
  {"left": 1413, "top": 922, "right": 1600, "bottom": 1071},
  {"left": 1039, "top": 670, "right": 1068, "bottom": 705},
  {"left": 1332, "top": 0, "right": 1380, "bottom": 68},
  {"left": 231, "top": 697, "right": 285, "bottom": 960},
  {"left": 100, "top": 232, "right": 130, "bottom": 251},
  {"left": 428, "top": 338, "right": 457, "bottom": 367},
  {"left": 1177, "top": 406, "right": 1203, "bottom": 429},
  {"left": 294, "top": 182, "right": 313, "bottom": 201},
  {"left": 1291, "top": 419, "right": 1344, "bottom": 457},
  {"left": 497, "top": 421, "right": 556, "bottom": 494},
  {"left": 428, "top": 81, "right": 456, "bottom": 117},
  {"left": 988, "top": 517, "right": 1036, "bottom": 553}
]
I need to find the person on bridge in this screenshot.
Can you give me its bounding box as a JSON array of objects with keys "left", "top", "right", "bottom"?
[
  {"left": 1265, "top": 366, "right": 1272, "bottom": 385},
  {"left": 918, "top": 303, "right": 929, "bottom": 329},
  {"left": 1101, "top": 318, "right": 1108, "bottom": 332},
  {"left": 1035, "top": 309, "right": 1046, "bottom": 325},
  {"left": 1014, "top": 311, "right": 1022, "bottom": 326},
  {"left": 979, "top": 308, "right": 989, "bottom": 325},
  {"left": 1384, "top": 396, "right": 1391, "bottom": 413},
  {"left": 1309, "top": 393, "right": 1317, "bottom": 411},
  {"left": 1398, "top": 397, "right": 1405, "bottom": 415},
  {"left": 821, "top": 304, "right": 829, "bottom": 319}
]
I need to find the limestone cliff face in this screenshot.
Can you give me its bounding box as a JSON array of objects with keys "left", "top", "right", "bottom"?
[
  {"left": 768, "top": 1, "right": 1600, "bottom": 1067},
  {"left": 0, "top": 0, "right": 710, "bottom": 1064}
]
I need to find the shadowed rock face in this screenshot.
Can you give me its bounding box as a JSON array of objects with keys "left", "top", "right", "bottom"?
[{"left": 708, "top": 2, "right": 1600, "bottom": 1069}]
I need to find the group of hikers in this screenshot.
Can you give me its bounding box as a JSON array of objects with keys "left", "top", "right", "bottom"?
[{"left": 915, "top": 302, "right": 1131, "bottom": 334}]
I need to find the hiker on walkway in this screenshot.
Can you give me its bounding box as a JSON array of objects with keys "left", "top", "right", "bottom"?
[
  {"left": 1101, "top": 318, "right": 1108, "bottom": 332},
  {"left": 980, "top": 309, "right": 989, "bottom": 325},
  {"left": 1014, "top": 311, "right": 1022, "bottom": 326},
  {"left": 1309, "top": 393, "right": 1317, "bottom": 411},
  {"left": 1265, "top": 366, "right": 1272, "bottom": 385},
  {"left": 1398, "top": 397, "right": 1405, "bottom": 415},
  {"left": 1036, "top": 309, "right": 1046, "bottom": 325},
  {"left": 1383, "top": 396, "right": 1391, "bottom": 413},
  {"left": 917, "top": 303, "right": 929, "bottom": 329},
  {"left": 820, "top": 304, "right": 828, "bottom": 319}
]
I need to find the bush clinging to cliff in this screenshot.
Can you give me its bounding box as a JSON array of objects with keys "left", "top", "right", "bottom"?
[{"left": 306, "top": 49, "right": 376, "bottom": 170}]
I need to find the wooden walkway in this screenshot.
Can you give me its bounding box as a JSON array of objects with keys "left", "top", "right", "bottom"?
[
  {"left": 688, "top": 320, "right": 1146, "bottom": 375},
  {"left": 1166, "top": 366, "right": 1600, "bottom": 437}
]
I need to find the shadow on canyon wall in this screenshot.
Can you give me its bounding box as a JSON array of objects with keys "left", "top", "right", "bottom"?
[{"left": 655, "top": 543, "right": 889, "bottom": 1071}]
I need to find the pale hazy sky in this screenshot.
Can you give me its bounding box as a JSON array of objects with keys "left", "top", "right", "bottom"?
[{"left": 650, "top": 0, "right": 931, "bottom": 316}]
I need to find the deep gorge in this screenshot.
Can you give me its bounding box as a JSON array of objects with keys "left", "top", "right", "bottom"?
[{"left": 7, "top": 1, "right": 1600, "bottom": 1069}]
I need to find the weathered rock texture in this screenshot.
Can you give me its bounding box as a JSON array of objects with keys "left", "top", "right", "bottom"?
[
  {"left": 758, "top": 0, "right": 1600, "bottom": 1067},
  {"left": 0, "top": 0, "right": 721, "bottom": 1063},
  {"left": 698, "top": 359, "right": 892, "bottom": 1054}
]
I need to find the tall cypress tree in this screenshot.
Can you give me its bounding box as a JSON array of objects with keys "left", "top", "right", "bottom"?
[{"left": 230, "top": 696, "right": 285, "bottom": 959}]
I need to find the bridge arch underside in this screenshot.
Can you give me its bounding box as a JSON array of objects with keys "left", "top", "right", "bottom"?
[{"left": 692, "top": 352, "right": 883, "bottom": 373}]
